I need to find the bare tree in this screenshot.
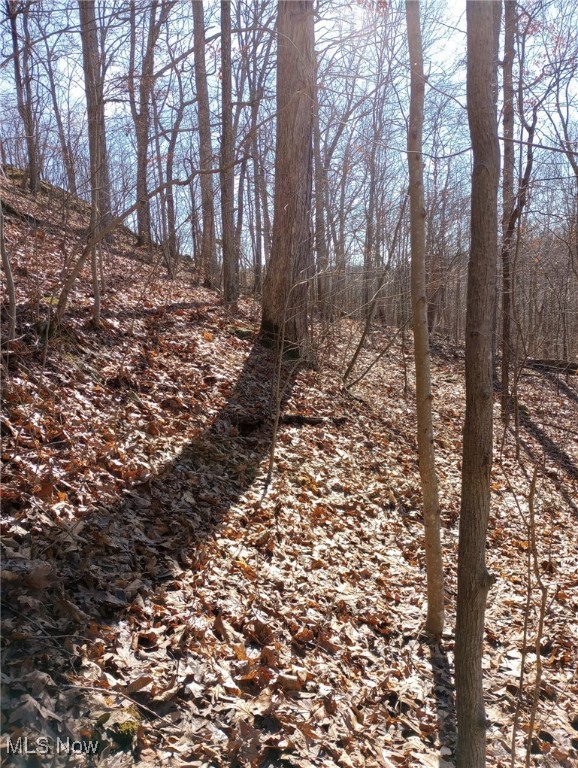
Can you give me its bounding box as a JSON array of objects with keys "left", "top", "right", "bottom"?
[
  {"left": 34, "top": 7, "right": 78, "bottom": 196},
  {"left": 128, "top": 0, "right": 173, "bottom": 247},
  {"left": 78, "top": 0, "right": 108, "bottom": 323},
  {"left": 78, "top": 0, "right": 112, "bottom": 237},
  {"left": 405, "top": 0, "right": 444, "bottom": 637},
  {"left": 500, "top": 0, "right": 515, "bottom": 420},
  {"left": 221, "top": 0, "right": 237, "bottom": 303},
  {"left": 455, "top": 2, "right": 501, "bottom": 765},
  {"left": 6, "top": 0, "right": 39, "bottom": 195},
  {"left": 192, "top": 0, "right": 217, "bottom": 286},
  {"left": 0, "top": 204, "right": 16, "bottom": 341},
  {"left": 261, "top": 0, "right": 315, "bottom": 356}
]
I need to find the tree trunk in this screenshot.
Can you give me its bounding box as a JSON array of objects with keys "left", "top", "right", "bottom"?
[
  {"left": 221, "top": 0, "right": 238, "bottom": 304},
  {"left": 0, "top": 204, "right": 16, "bottom": 341},
  {"left": 151, "top": 94, "right": 170, "bottom": 272},
  {"left": 78, "top": 0, "right": 112, "bottom": 241},
  {"left": 164, "top": 79, "right": 189, "bottom": 271},
  {"left": 42, "top": 41, "right": 77, "bottom": 196},
  {"left": 363, "top": 147, "right": 377, "bottom": 318},
  {"left": 405, "top": 0, "right": 444, "bottom": 637},
  {"left": 313, "top": 55, "right": 330, "bottom": 318},
  {"left": 234, "top": 156, "right": 247, "bottom": 274},
  {"left": 455, "top": 3, "right": 501, "bottom": 766},
  {"left": 192, "top": 0, "right": 217, "bottom": 287},
  {"left": 7, "top": 0, "right": 39, "bottom": 196},
  {"left": 257, "top": 154, "right": 272, "bottom": 262},
  {"left": 500, "top": 0, "right": 515, "bottom": 421},
  {"left": 128, "top": 1, "right": 172, "bottom": 247},
  {"left": 261, "top": 1, "right": 315, "bottom": 357},
  {"left": 78, "top": 0, "right": 108, "bottom": 324}
]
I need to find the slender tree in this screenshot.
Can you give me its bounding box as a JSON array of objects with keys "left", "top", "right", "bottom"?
[
  {"left": 78, "top": 0, "right": 109, "bottom": 324},
  {"left": 455, "top": 2, "right": 501, "bottom": 765},
  {"left": 500, "top": 0, "right": 515, "bottom": 420},
  {"left": 261, "top": 0, "right": 315, "bottom": 356},
  {"left": 405, "top": 0, "right": 444, "bottom": 637},
  {"left": 0, "top": 204, "right": 16, "bottom": 341},
  {"left": 6, "top": 0, "right": 39, "bottom": 195},
  {"left": 36, "top": 12, "right": 78, "bottom": 196},
  {"left": 128, "top": 0, "right": 173, "bottom": 247},
  {"left": 221, "top": 0, "right": 237, "bottom": 303},
  {"left": 78, "top": 0, "right": 112, "bottom": 237},
  {"left": 192, "top": 0, "right": 217, "bottom": 286}
]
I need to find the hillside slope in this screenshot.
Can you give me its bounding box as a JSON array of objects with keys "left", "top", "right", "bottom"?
[{"left": 1, "top": 177, "right": 577, "bottom": 767}]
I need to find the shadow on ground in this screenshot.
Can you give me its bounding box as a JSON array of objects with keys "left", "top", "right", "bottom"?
[
  {"left": 1, "top": 340, "right": 302, "bottom": 764},
  {"left": 428, "top": 641, "right": 457, "bottom": 766}
]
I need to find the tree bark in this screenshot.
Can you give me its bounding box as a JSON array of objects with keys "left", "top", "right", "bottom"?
[
  {"left": 78, "top": 0, "right": 112, "bottom": 241},
  {"left": 42, "top": 36, "right": 77, "bottom": 196},
  {"left": 192, "top": 0, "right": 218, "bottom": 287},
  {"left": 313, "top": 55, "right": 330, "bottom": 318},
  {"left": 0, "top": 204, "right": 16, "bottom": 341},
  {"left": 128, "top": 1, "right": 172, "bottom": 247},
  {"left": 164, "top": 71, "right": 191, "bottom": 271},
  {"left": 79, "top": 0, "right": 109, "bottom": 324},
  {"left": 500, "top": 0, "right": 515, "bottom": 421},
  {"left": 405, "top": 0, "right": 444, "bottom": 637},
  {"left": 261, "top": 1, "right": 315, "bottom": 356},
  {"left": 221, "top": 0, "right": 238, "bottom": 303},
  {"left": 455, "top": 2, "right": 501, "bottom": 766},
  {"left": 7, "top": 0, "right": 39, "bottom": 196}
]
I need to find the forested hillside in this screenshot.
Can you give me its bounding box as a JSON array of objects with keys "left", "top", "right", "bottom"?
[
  {"left": 2, "top": 165, "right": 577, "bottom": 767},
  {"left": 1, "top": 1, "right": 578, "bottom": 766}
]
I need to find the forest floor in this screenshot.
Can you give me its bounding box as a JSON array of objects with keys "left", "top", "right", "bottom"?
[{"left": 1, "top": 176, "right": 578, "bottom": 768}]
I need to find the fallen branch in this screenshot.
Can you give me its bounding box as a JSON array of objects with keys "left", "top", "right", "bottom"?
[
  {"left": 280, "top": 413, "right": 347, "bottom": 426},
  {"left": 524, "top": 359, "right": 577, "bottom": 374}
]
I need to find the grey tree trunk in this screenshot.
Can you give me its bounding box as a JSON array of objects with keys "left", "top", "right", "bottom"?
[
  {"left": 221, "top": 0, "right": 238, "bottom": 303},
  {"left": 455, "top": 2, "right": 501, "bottom": 766},
  {"left": 7, "top": 0, "right": 39, "bottom": 196},
  {"left": 164, "top": 68, "right": 191, "bottom": 271},
  {"left": 192, "top": 0, "right": 217, "bottom": 287},
  {"left": 500, "top": 0, "right": 515, "bottom": 421},
  {"left": 405, "top": 0, "right": 444, "bottom": 638},
  {"left": 313, "top": 55, "right": 329, "bottom": 317},
  {"left": 0, "top": 204, "right": 16, "bottom": 341},
  {"left": 79, "top": 0, "right": 110, "bottom": 324},
  {"left": 78, "top": 0, "right": 112, "bottom": 240},
  {"left": 128, "top": 1, "right": 172, "bottom": 247},
  {"left": 261, "top": 0, "right": 315, "bottom": 357},
  {"left": 42, "top": 38, "right": 77, "bottom": 196}
]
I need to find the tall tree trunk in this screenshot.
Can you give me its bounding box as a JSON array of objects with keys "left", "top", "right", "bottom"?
[
  {"left": 128, "top": 1, "right": 172, "bottom": 247},
  {"left": 455, "top": 3, "right": 501, "bottom": 766},
  {"left": 221, "top": 0, "right": 238, "bottom": 303},
  {"left": 0, "top": 205, "right": 16, "bottom": 341},
  {"left": 251, "top": 158, "right": 263, "bottom": 294},
  {"left": 313, "top": 55, "right": 329, "bottom": 318},
  {"left": 151, "top": 94, "right": 170, "bottom": 272},
  {"left": 7, "top": 0, "right": 39, "bottom": 195},
  {"left": 261, "top": 0, "right": 315, "bottom": 356},
  {"left": 257, "top": 155, "right": 272, "bottom": 261},
  {"left": 164, "top": 84, "right": 190, "bottom": 271},
  {"left": 234, "top": 156, "right": 247, "bottom": 273},
  {"left": 192, "top": 0, "right": 217, "bottom": 287},
  {"left": 500, "top": 0, "right": 515, "bottom": 421},
  {"left": 79, "top": 0, "right": 109, "bottom": 323},
  {"left": 78, "top": 0, "right": 112, "bottom": 240},
  {"left": 363, "top": 149, "right": 377, "bottom": 318},
  {"left": 248, "top": 107, "right": 264, "bottom": 293},
  {"left": 42, "top": 40, "right": 77, "bottom": 196},
  {"left": 405, "top": 0, "right": 444, "bottom": 637}
]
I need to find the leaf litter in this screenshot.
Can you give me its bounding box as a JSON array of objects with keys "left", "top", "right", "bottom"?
[{"left": 1, "top": 178, "right": 578, "bottom": 767}]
